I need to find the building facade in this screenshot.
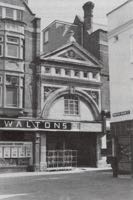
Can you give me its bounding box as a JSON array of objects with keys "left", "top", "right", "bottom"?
[
  {"left": 108, "top": 0, "right": 133, "bottom": 175},
  {"left": 0, "top": 0, "right": 110, "bottom": 172},
  {"left": 42, "top": 1, "right": 110, "bottom": 113},
  {"left": 0, "top": 0, "right": 41, "bottom": 172},
  {"left": 38, "top": 1, "right": 110, "bottom": 170},
  {"left": 38, "top": 41, "right": 104, "bottom": 169}
]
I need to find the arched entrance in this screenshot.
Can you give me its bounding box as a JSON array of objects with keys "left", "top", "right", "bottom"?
[{"left": 40, "top": 88, "right": 101, "bottom": 167}]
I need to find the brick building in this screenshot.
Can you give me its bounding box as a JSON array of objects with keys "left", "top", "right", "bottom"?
[{"left": 0, "top": 0, "right": 41, "bottom": 172}]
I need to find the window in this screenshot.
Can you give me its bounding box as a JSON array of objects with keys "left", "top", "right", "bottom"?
[
  {"left": 64, "top": 94, "right": 79, "bottom": 115},
  {"left": 55, "top": 68, "right": 61, "bottom": 75},
  {"left": 65, "top": 69, "right": 70, "bottom": 76},
  {"left": 7, "top": 44, "right": 19, "bottom": 58},
  {"left": 7, "top": 36, "right": 19, "bottom": 58},
  {"left": 7, "top": 36, "right": 19, "bottom": 44},
  {"left": 6, "top": 8, "right": 14, "bottom": 19},
  {"left": 6, "top": 75, "right": 19, "bottom": 107},
  {"left": 44, "top": 30, "right": 49, "bottom": 43},
  {"left": 16, "top": 10, "right": 23, "bottom": 21},
  {"left": 6, "top": 86, "right": 18, "bottom": 107}
]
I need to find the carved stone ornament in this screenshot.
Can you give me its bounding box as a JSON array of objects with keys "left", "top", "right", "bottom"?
[
  {"left": 44, "top": 86, "right": 59, "bottom": 101},
  {"left": 84, "top": 90, "right": 99, "bottom": 105}
]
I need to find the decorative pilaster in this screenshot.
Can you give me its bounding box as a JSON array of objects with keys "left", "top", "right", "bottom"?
[{"left": 34, "top": 132, "right": 40, "bottom": 171}]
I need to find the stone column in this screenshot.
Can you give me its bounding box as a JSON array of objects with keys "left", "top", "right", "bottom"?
[
  {"left": 34, "top": 132, "right": 40, "bottom": 171},
  {"left": 96, "top": 134, "right": 101, "bottom": 167},
  {"left": 40, "top": 133, "right": 47, "bottom": 171}
]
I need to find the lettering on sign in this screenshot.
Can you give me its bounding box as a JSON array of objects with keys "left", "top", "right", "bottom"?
[
  {"left": 0, "top": 120, "right": 71, "bottom": 130},
  {"left": 112, "top": 110, "right": 130, "bottom": 117}
]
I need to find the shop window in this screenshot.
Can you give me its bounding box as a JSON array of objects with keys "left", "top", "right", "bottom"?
[
  {"left": 44, "top": 30, "right": 49, "bottom": 43},
  {"left": 6, "top": 7, "right": 14, "bottom": 19},
  {"left": 64, "top": 94, "right": 79, "bottom": 115},
  {"left": 0, "top": 142, "right": 32, "bottom": 167}
]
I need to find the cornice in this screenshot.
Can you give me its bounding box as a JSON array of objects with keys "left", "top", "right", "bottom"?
[
  {"left": 108, "top": 18, "right": 133, "bottom": 38},
  {"left": 40, "top": 75, "right": 102, "bottom": 87}
]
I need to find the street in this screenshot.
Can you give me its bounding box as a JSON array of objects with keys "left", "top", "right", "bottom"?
[{"left": 0, "top": 170, "right": 133, "bottom": 200}]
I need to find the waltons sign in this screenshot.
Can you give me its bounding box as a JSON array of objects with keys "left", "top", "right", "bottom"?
[{"left": 0, "top": 119, "right": 71, "bottom": 130}]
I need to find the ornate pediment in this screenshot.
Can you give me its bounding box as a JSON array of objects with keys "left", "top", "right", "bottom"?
[
  {"left": 41, "top": 42, "right": 101, "bottom": 67},
  {"left": 58, "top": 49, "right": 85, "bottom": 61}
]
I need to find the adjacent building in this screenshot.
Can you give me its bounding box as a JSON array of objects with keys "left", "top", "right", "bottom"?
[
  {"left": 108, "top": 0, "right": 133, "bottom": 175},
  {"left": 0, "top": 0, "right": 41, "bottom": 172}
]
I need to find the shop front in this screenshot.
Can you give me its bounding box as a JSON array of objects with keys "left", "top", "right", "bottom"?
[{"left": 0, "top": 118, "right": 102, "bottom": 172}]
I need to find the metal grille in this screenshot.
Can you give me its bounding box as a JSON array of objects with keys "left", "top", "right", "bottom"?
[{"left": 46, "top": 150, "right": 77, "bottom": 170}]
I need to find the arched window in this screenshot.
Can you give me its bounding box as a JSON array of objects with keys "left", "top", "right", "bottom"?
[{"left": 64, "top": 94, "right": 79, "bottom": 115}]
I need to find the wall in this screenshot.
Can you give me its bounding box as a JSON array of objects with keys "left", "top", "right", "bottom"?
[
  {"left": 48, "top": 96, "right": 94, "bottom": 121},
  {"left": 108, "top": 1, "right": 133, "bottom": 122}
]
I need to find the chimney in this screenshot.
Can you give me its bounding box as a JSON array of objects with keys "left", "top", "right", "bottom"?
[{"left": 82, "top": 1, "right": 94, "bottom": 33}]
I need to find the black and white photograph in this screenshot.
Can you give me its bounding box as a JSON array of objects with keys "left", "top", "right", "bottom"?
[{"left": 0, "top": 0, "right": 133, "bottom": 199}]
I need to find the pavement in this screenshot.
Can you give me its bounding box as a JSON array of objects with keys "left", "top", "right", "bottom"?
[{"left": 0, "top": 167, "right": 112, "bottom": 178}]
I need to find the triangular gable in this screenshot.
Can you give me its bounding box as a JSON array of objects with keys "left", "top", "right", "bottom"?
[{"left": 41, "top": 42, "right": 101, "bottom": 68}]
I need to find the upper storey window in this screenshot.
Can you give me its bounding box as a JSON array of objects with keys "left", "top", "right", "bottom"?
[
  {"left": 7, "top": 36, "right": 19, "bottom": 44},
  {"left": 0, "top": 6, "right": 23, "bottom": 21},
  {"left": 6, "top": 7, "right": 14, "bottom": 19},
  {"left": 16, "top": 10, "right": 23, "bottom": 21},
  {"left": 6, "top": 36, "right": 21, "bottom": 59},
  {"left": 44, "top": 30, "right": 49, "bottom": 43}
]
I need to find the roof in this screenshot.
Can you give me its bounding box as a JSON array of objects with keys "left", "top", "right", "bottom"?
[
  {"left": 42, "top": 20, "right": 77, "bottom": 32},
  {"left": 107, "top": 0, "right": 130, "bottom": 16}
]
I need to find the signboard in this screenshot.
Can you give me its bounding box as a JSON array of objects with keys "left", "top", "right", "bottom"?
[
  {"left": 112, "top": 110, "right": 130, "bottom": 117},
  {"left": 0, "top": 119, "right": 71, "bottom": 130}
]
